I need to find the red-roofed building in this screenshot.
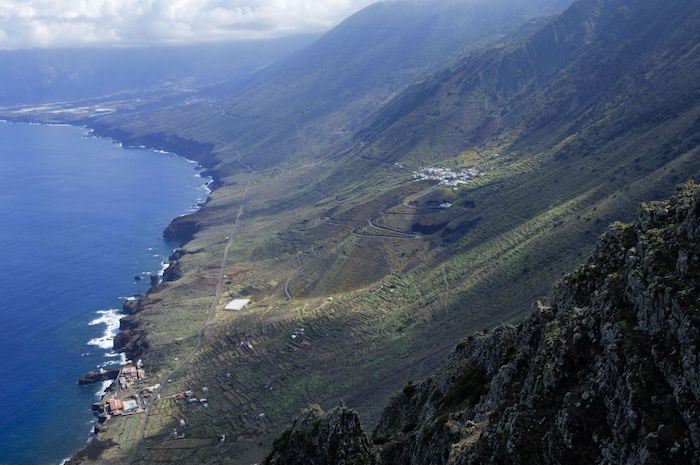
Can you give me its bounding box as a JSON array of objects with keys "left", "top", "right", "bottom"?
[{"left": 108, "top": 398, "right": 124, "bottom": 415}]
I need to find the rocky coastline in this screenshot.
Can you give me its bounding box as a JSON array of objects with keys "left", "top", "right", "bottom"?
[
  {"left": 78, "top": 369, "right": 121, "bottom": 386},
  {"left": 57, "top": 120, "right": 221, "bottom": 465},
  {"left": 74, "top": 118, "right": 218, "bottom": 363}
]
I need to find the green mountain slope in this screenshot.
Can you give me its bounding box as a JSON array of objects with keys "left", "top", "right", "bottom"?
[
  {"left": 247, "top": 0, "right": 700, "bottom": 322},
  {"left": 86, "top": 0, "right": 573, "bottom": 171},
  {"left": 264, "top": 182, "right": 700, "bottom": 465},
  {"left": 297, "top": 0, "right": 700, "bottom": 291},
  {"left": 357, "top": 0, "right": 700, "bottom": 162}
]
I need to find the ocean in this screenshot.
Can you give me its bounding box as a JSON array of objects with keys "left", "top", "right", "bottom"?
[{"left": 0, "top": 122, "right": 209, "bottom": 465}]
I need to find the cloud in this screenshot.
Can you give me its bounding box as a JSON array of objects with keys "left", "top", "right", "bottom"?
[{"left": 0, "top": 0, "right": 378, "bottom": 49}]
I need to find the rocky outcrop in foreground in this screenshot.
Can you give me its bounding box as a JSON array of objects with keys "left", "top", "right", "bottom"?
[
  {"left": 265, "top": 183, "right": 700, "bottom": 465},
  {"left": 266, "top": 404, "right": 377, "bottom": 465}
]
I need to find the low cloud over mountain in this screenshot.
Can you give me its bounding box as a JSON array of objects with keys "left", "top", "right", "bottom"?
[{"left": 0, "top": 0, "right": 376, "bottom": 49}]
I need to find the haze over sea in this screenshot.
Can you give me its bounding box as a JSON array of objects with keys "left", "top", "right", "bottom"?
[{"left": 0, "top": 122, "right": 209, "bottom": 465}]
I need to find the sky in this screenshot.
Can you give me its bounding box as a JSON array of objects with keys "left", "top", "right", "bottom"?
[{"left": 0, "top": 0, "right": 379, "bottom": 49}]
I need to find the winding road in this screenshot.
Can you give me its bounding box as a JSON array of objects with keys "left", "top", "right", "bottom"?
[{"left": 365, "top": 217, "right": 417, "bottom": 238}]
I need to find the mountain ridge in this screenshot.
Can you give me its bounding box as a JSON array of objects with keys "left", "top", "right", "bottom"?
[{"left": 0, "top": 36, "right": 319, "bottom": 105}]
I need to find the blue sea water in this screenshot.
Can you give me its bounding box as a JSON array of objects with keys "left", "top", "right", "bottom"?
[{"left": 0, "top": 122, "right": 210, "bottom": 465}]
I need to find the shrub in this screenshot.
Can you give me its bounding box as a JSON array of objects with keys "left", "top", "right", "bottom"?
[{"left": 442, "top": 364, "right": 487, "bottom": 408}]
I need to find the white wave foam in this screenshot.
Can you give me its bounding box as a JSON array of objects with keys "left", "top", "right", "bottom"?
[
  {"left": 96, "top": 380, "right": 113, "bottom": 398},
  {"left": 202, "top": 176, "right": 214, "bottom": 196},
  {"left": 104, "top": 352, "right": 127, "bottom": 366},
  {"left": 158, "top": 261, "right": 170, "bottom": 278},
  {"left": 87, "top": 309, "right": 124, "bottom": 350},
  {"left": 98, "top": 358, "right": 122, "bottom": 368}
]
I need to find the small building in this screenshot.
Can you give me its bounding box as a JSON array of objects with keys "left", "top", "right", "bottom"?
[
  {"left": 225, "top": 299, "right": 251, "bottom": 311},
  {"left": 109, "top": 398, "right": 123, "bottom": 411},
  {"left": 108, "top": 398, "right": 124, "bottom": 415}
]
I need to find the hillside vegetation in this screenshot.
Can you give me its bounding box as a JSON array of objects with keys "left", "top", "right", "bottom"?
[
  {"left": 6, "top": 0, "right": 699, "bottom": 464},
  {"left": 265, "top": 182, "right": 700, "bottom": 465}
]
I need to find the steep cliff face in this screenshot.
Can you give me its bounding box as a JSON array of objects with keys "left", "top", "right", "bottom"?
[
  {"left": 265, "top": 405, "right": 378, "bottom": 465},
  {"left": 265, "top": 183, "right": 700, "bottom": 465}
]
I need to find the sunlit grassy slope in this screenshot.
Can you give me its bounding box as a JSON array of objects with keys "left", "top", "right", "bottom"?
[{"left": 47, "top": 0, "right": 700, "bottom": 463}]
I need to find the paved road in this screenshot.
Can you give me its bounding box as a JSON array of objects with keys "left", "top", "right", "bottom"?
[{"left": 366, "top": 217, "right": 417, "bottom": 238}]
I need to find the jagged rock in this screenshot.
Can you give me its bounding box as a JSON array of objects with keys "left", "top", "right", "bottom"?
[
  {"left": 267, "top": 183, "right": 700, "bottom": 465},
  {"left": 78, "top": 369, "right": 119, "bottom": 386},
  {"left": 264, "top": 405, "right": 377, "bottom": 465},
  {"left": 162, "top": 261, "right": 183, "bottom": 282},
  {"left": 122, "top": 298, "right": 142, "bottom": 315},
  {"left": 119, "top": 315, "right": 139, "bottom": 330},
  {"left": 113, "top": 329, "right": 148, "bottom": 361},
  {"left": 163, "top": 216, "right": 199, "bottom": 245}
]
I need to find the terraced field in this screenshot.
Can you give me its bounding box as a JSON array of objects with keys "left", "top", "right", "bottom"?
[
  {"left": 91, "top": 118, "right": 695, "bottom": 465},
  {"left": 49, "top": 92, "right": 697, "bottom": 463}
]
